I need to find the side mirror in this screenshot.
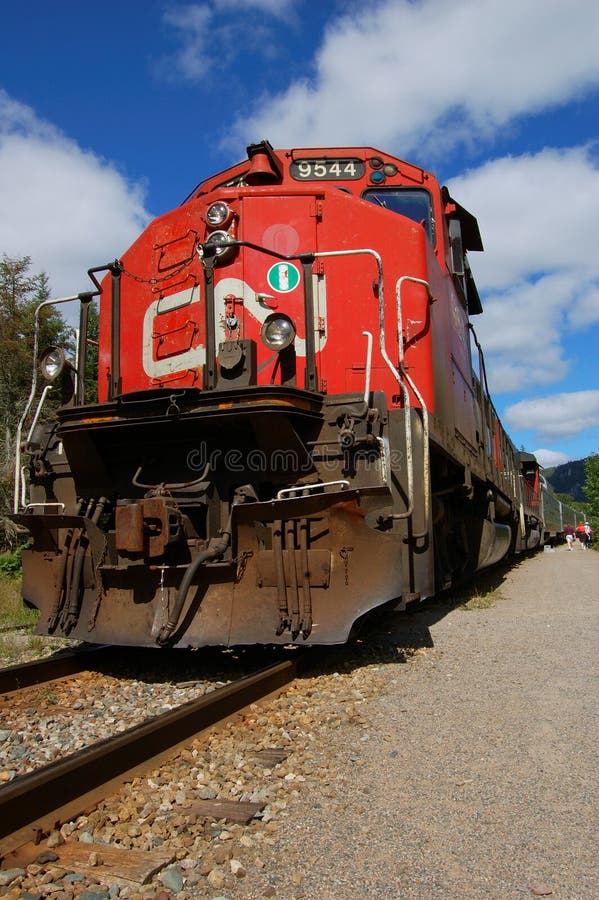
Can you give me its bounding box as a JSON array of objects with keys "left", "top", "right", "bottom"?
[{"left": 448, "top": 218, "right": 465, "bottom": 277}]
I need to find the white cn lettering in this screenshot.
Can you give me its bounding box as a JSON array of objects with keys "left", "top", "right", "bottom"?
[{"left": 142, "top": 285, "right": 205, "bottom": 379}]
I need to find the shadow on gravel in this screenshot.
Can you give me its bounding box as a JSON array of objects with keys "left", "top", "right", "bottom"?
[
  {"left": 307, "top": 555, "right": 529, "bottom": 677},
  {"left": 82, "top": 644, "right": 299, "bottom": 687},
  {"left": 30, "top": 555, "right": 533, "bottom": 686}
]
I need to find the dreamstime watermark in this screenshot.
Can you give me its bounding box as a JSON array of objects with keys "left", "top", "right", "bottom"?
[{"left": 186, "top": 442, "right": 404, "bottom": 476}]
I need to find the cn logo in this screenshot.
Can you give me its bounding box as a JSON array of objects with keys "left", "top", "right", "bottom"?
[
  {"left": 142, "top": 286, "right": 204, "bottom": 379},
  {"left": 267, "top": 262, "right": 300, "bottom": 293}
]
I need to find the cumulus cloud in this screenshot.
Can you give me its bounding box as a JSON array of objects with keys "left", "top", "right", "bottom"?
[
  {"left": 447, "top": 146, "right": 599, "bottom": 291},
  {"left": 0, "top": 90, "right": 150, "bottom": 299},
  {"left": 451, "top": 148, "right": 599, "bottom": 395},
  {"left": 504, "top": 391, "right": 599, "bottom": 440},
  {"left": 214, "top": 0, "right": 297, "bottom": 15},
  {"left": 161, "top": 1, "right": 297, "bottom": 81},
  {"left": 469, "top": 269, "right": 586, "bottom": 394},
  {"left": 228, "top": 0, "right": 599, "bottom": 154},
  {"left": 161, "top": 5, "right": 213, "bottom": 80},
  {"left": 533, "top": 449, "right": 571, "bottom": 469},
  {"left": 567, "top": 283, "right": 599, "bottom": 329}
]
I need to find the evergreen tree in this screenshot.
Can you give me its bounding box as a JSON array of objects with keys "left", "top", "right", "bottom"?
[
  {"left": 583, "top": 454, "right": 599, "bottom": 548},
  {"left": 0, "top": 255, "right": 73, "bottom": 544},
  {"left": 83, "top": 298, "right": 99, "bottom": 404}
]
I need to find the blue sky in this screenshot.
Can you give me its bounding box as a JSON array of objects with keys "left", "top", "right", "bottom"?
[{"left": 1, "top": 0, "right": 598, "bottom": 467}]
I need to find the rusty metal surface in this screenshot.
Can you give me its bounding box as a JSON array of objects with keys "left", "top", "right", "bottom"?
[
  {"left": 0, "top": 645, "right": 115, "bottom": 695},
  {"left": 115, "top": 497, "right": 182, "bottom": 558},
  {"left": 0, "top": 657, "right": 303, "bottom": 855}
]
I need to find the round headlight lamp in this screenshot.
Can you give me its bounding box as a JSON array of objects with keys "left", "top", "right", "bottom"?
[
  {"left": 205, "top": 229, "right": 235, "bottom": 261},
  {"left": 260, "top": 314, "right": 296, "bottom": 351},
  {"left": 40, "top": 346, "right": 67, "bottom": 381},
  {"left": 206, "top": 201, "right": 232, "bottom": 227}
]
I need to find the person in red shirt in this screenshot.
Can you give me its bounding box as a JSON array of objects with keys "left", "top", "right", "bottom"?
[{"left": 576, "top": 522, "right": 588, "bottom": 548}]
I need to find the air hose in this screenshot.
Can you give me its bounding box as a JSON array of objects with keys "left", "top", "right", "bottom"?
[{"left": 156, "top": 528, "right": 231, "bottom": 646}]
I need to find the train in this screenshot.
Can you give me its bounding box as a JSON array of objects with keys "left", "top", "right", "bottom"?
[{"left": 12, "top": 141, "right": 584, "bottom": 648}]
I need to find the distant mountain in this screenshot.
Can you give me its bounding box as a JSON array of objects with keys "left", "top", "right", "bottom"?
[{"left": 543, "top": 458, "right": 588, "bottom": 502}]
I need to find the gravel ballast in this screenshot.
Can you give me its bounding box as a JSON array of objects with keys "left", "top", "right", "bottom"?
[{"left": 1, "top": 545, "right": 597, "bottom": 899}]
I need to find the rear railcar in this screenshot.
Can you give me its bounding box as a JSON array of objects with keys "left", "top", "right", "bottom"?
[{"left": 540, "top": 480, "right": 587, "bottom": 543}]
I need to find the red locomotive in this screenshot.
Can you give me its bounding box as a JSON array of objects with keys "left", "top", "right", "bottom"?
[{"left": 14, "top": 141, "right": 546, "bottom": 647}]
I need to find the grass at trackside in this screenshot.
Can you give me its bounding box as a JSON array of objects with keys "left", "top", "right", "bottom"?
[
  {"left": 0, "top": 573, "right": 46, "bottom": 663},
  {"left": 0, "top": 574, "right": 38, "bottom": 629},
  {"left": 444, "top": 577, "right": 506, "bottom": 612},
  {"left": 458, "top": 588, "right": 504, "bottom": 610}
]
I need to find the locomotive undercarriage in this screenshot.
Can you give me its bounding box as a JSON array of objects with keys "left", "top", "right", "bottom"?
[
  {"left": 16, "top": 396, "right": 531, "bottom": 648},
  {"left": 16, "top": 387, "right": 435, "bottom": 647},
  {"left": 428, "top": 439, "right": 543, "bottom": 593}
]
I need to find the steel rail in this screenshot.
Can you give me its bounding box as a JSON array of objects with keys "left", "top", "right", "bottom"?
[
  {"left": 0, "top": 657, "right": 304, "bottom": 857},
  {"left": 0, "top": 645, "right": 116, "bottom": 694},
  {"left": 0, "top": 645, "right": 115, "bottom": 695}
]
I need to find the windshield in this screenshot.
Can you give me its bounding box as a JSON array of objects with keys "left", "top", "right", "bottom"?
[{"left": 362, "top": 188, "right": 434, "bottom": 241}]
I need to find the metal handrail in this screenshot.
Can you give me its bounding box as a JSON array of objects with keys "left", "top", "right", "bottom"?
[
  {"left": 377, "top": 272, "right": 432, "bottom": 525},
  {"left": 13, "top": 294, "right": 82, "bottom": 513},
  {"left": 396, "top": 275, "right": 432, "bottom": 533},
  {"left": 276, "top": 480, "right": 349, "bottom": 500}
]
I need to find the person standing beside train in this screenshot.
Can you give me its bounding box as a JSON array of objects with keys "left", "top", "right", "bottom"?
[
  {"left": 563, "top": 523, "right": 575, "bottom": 550},
  {"left": 576, "top": 522, "right": 588, "bottom": 548}
]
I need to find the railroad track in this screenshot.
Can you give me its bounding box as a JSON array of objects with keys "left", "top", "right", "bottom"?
[
  {"left": 0, "top": 654, "right": 307, "bottom": 864},
  {"left": 0, "top": 645, "right": 115, "bottom": 694}
]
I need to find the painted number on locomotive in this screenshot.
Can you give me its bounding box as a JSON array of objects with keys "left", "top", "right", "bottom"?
[{"left": 290, "top": 158, "right": 365, "bottom": 181}]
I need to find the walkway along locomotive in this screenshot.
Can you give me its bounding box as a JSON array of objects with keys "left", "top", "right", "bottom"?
[{"left": 13, "top": 142, "right": 551, "bottom": 647}]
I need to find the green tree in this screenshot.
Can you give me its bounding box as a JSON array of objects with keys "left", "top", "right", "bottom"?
[
  {"left": 83, "top": 298, "right": 99, "bottom": 404},
  {"left": 0, "top": 255, "right": 73, "bottom": 545},
  {"left": 554, "top": 491, "right": 586, "bottom": 512},
  {"left": 583, "top": 454, "right": 599, "bottom": 548}
]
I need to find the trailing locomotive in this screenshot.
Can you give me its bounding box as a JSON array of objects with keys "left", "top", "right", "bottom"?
[{"left": 14, "top": 142, "right": 552, "bottom": 647}]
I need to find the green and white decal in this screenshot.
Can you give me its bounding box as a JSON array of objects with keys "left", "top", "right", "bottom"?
[{"left": 267, "top": 262, "right": 300, "bottom": 293}]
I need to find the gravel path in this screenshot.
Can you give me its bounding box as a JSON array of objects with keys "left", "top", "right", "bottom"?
[
  {"left": 1, "top": 546, "right": 597, "bottom": 899},
  {"left": 260, "top": 546, "right": 599, "bottom": 900}
]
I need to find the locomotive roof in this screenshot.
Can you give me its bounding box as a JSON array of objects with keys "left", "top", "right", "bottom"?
[{"left": 186, "top": 142, "right": 483, "bottom": 250}]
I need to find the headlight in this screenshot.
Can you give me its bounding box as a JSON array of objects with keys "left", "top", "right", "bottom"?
[
  {"left": 205, "top": 229, "right": 235, "bottom": 260},
  {"left": 206, "top": 201, "right": 232, "bottom": 227},
  {"left": 40, "top": 346, "right": 67, "bottom": 381},
  {"left": 260, "top": 314, "right": 296, "bottom": 351}
]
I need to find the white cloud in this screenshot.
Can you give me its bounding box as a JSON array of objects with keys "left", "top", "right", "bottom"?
[
  {"left": 214, "top": 0, "right": 296, "bottom": 15},
  {"left": 568, "top": 284, "right": 599, "bottom": 329},
  {"left": 469, "top": 270, "right": 580, "bottom": 394},
  {"left": 451, "top": 148, "right": 599, "bottom": 394},
  {"left": 533, "top": 449, "right": 571, "bottom": 469},
  {"left": 228, "top": 0, "right": 599, "bottom": 154},
  {"left": 505, "top": 391, "right": 599, "bottom": 440},
  {"left": 0, "top": 90, "right": 150, "bottom": 300},
  {"left": 161, "top": 1, "right": 297, "bottom": 81},
  {"left": 161, "top": 5, "right": 213, "bottom": 80},
  {"left": 447, "top": 146, "right": 599, "bottom": 291}
]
